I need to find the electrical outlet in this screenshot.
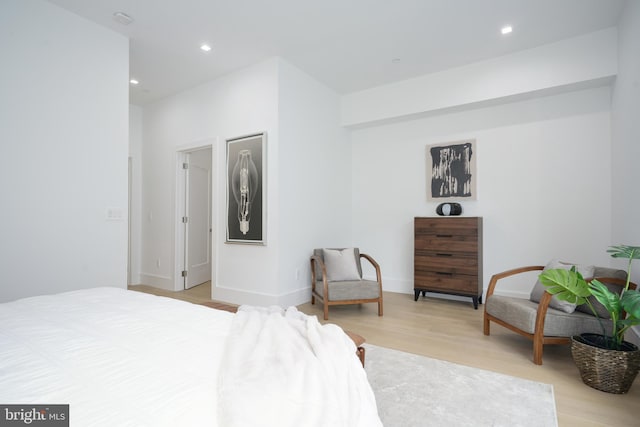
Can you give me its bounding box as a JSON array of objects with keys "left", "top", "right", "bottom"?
[
  {"left": 156, "top": 259, "right": 161, "bottom": 268},
  {"left": 295, "top": 269, "right": 300, "bottom": 280}
]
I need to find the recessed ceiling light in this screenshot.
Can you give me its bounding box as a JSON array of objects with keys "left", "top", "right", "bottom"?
[
  {"left": 129, "top": 79, "right": 139, "bottom": 85},
  {"left": 200, "top": 44, "right": 212, "bottom": 52},
  {"left": 501, "top": 25, "right": 513, "bottom": 35},
  {"left": 113, "top": 12, "right": 134, "bottom": 26}
]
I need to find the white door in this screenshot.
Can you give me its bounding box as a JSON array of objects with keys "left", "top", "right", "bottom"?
[{"left": 184, "top": 148, "right": 212, "bottom": 289}]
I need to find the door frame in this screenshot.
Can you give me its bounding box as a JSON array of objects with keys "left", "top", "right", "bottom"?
[{"left": 174, "top": 138, "right": 218, "bottom": 292}]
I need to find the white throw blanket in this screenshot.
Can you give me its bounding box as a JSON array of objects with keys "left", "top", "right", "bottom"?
[{"left": 217, "top": 306, "right": 382, "bottom": 427}]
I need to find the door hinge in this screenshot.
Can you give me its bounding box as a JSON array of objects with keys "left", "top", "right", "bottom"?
[
  {"left": 182, "top": 216, "right": 188, "bottom": 223},
  {"left": 181, "top": 270, "right": 188, "bottom": 277},
  {"left": 182, "top": 162, "right": 189, "bottom": 169}
]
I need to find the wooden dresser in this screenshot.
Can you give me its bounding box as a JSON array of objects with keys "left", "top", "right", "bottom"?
[{"left": 414, "top": 217, "right": 483, "bottom": 309}]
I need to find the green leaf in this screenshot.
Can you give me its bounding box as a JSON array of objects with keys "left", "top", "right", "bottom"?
[
  {"left": 588, "top": 280, "right": 621, "bottom": 317},
  {"left": 621, "top": 289, "right": 640, "bottom": 320},
  {"left": 619, "top": 317, "right": 640, "bottom": 327},
  {"left": 607, "top": 245, "right": 640, "bottom": 260},
  {"left": 538, "top": 268, "right": 590, "bottom": 305}
]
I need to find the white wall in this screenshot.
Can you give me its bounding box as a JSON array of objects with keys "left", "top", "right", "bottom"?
[
  {"left": 344, "top": 28, "right": 624, "bottom": 301},
  {"left": 129, "top": 105, "right": 143, "bottom": 285},
  {"left": 140, "top": 58, "right": 351, "bottom": 306},
  {"left": 276, "top": 60, "right": 352, "bottom": 306},
  {"left": 351, "top": 86, "right": 614, "bottom": 298},
  {"left": 0, "top": 0, "right": 129, "bottom": 303},
  {"left": 611, "top": 0, "right": 640, "bottom": 345},
  {"left": 141, "top": 59, "right": 280, "bottom": 303},
  {"left": 612, "top": 0, "right": 640, "bottom": 272}
]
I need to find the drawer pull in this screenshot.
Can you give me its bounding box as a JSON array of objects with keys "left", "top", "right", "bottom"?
[
  {"left": 436, "top": 234, "right": 453, "bottom": 238},
  {"left": 436, "top": 253, "right": 453, "bottom": 257},
  {"left": 436, "top": 272, "right": 453, "bottom": 276}
]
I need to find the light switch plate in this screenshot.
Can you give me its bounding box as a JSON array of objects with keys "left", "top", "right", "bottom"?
[{"left": 106, "top": 207, "right": 124, "bottom": 221}]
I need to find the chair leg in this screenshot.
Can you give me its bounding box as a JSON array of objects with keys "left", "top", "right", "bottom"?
[
  {"left": 378, "top": 300, "right": 383, "bottom": 316},
  {"left": 533, "top": 336, "right": 544, "bottom": 365},
  {"left": 311, "top": 295, "right": 315, "bottom": 305},
  {"left": 483, "top": 314, "right": 490, "bottom": 335},
  {"left": 323, "top": 302, "right": 329, "bottom": 320}
]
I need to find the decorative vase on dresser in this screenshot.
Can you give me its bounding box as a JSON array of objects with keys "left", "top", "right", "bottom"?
[{"left": 414, "top": 217, "right": 483, "bottom": 309}]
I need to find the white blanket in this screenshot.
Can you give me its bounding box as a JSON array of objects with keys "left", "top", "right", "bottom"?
[{"left": 217, "top": 305, "right": 382, "bottom": 427}]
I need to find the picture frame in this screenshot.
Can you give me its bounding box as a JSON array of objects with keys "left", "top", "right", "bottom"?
[
  {"left": 226, "top": 133, "right": 266, "bottom": 244},
  {"left": 427, "top": 139, "right": 476, "bottom": 201}
]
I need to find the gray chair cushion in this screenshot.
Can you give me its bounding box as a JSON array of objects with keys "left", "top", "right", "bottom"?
[
  {"left": 322, "top": 248, "right": 362, "bottom": 281},
  {"left": 575, "top": 268, "right": 627, "bottom": 318},
  {"left": 314, "top": 280, "right": 380, "bottom": 301},
  {"left": 313, "top": 248, "right": 363, "bottom": 281},
  {"left": 486, "top": 295, "right": 611, "bottom": 337},
  {"left": 529, "top": 259, "right": 594, "bottom": 314}
]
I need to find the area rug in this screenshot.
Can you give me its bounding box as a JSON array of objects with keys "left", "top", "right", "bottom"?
[{"left": 364, "top": 344, "right": 557, "bottom": 427}]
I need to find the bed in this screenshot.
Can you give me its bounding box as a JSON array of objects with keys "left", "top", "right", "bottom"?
[{"left": 0, "top": 287, "right": 381, "bottom": 427}]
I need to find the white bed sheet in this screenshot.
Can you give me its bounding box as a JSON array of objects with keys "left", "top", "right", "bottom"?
[{"left": 0, "top": 287, "right": 234, "bottom": 427}]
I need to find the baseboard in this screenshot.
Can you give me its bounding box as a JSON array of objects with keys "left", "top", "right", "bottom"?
[
  {"left": 277, "top": 286, "right": 313, "bottom": 307},
  {"left": 138, "top": 273, "right": 173, "bottom": 291},
  {"left": 212, "top": 284, "right": 311, "bottom": 308},
  {"left": 373, "top": 277, "right": 530, "bottom": 301},
  {"left": 211, "top": 278, "right": 531, "bottom": 309}
]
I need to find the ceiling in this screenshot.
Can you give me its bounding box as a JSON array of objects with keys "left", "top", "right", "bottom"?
[{"left": 47, "top": 0, "right": 626, "bottom": 106}]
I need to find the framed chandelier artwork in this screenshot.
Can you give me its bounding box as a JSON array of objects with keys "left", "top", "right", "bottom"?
[
  {"left": 427, "top": 139, "right": 476, "bottom": 201},
  {"left": 226, "top": 132, "right": 266, "bottom": 244}
]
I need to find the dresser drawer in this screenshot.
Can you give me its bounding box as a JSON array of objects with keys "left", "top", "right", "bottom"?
[
  {"left": 415, "top": 251, "right": 478, "bottom": 275},
  {"left": 414, "top": 272, "right": 479, "bottom": 294},
  {"left": 414, "top": 217, "right": 479, "bottom": 237},
  {"left": 414, "top": 235, "right": 477, "bottom": 253}
]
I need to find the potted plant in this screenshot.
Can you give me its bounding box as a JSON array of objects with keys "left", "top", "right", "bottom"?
[{"left": 538, "top": 245, "right": 640, "bottom": 394}]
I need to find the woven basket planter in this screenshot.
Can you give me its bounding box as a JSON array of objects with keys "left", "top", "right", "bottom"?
[{"left": 571, "top": 334, "right": 640, "bottom": 394}]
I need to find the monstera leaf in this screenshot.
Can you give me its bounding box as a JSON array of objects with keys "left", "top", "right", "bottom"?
[
  {"left": 607, "top": 245, "right": 640, "bottom": 261},
  {"left": 621, "top": 289, "right": 640, "bottom": 322},
  {"left": 607, "top": 245, "right": 640, "bottom": 293},
  {"left": 538, "top": 267, "right": 591, "bottom": 305},
  {"left": 589, "top": 279, "right": 621, "bottom": 320}
]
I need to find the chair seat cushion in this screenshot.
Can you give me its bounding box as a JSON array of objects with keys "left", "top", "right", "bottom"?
[
  {"left": 486, "top": 295, "right": 611, "bottom": 337},
  {"left": 315, "top": 280, "right": 380, "bottom": 301}
]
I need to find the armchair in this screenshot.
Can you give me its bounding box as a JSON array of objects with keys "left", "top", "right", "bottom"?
[
  {"left": 310, "top": 248, "right": 383, "bottom": 320},
  {"left": 483, "top": 263, "right": 629, "bottom": 365}
]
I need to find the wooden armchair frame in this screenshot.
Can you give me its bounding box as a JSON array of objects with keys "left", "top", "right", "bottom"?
[
  {"left": 484, "top": 265, "right": 635, "bottom": 365},
  {"left": 310, "top": 252, "right": 383, "bottom": 321},
  {"left": 483, "top": 265, "right": 564, "bottom": 365}
]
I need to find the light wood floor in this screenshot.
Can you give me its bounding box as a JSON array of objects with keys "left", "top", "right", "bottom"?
[{"left": 129, "top": 283, "right": 639, "bottom": 426}]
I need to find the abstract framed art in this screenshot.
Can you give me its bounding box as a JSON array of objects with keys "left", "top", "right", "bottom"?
[
  {"left": 226, "top": 133, "right": 266, "bottom": 244},
  {"left": 427, "top": 139, "right": 476, "bottom": 201}
]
